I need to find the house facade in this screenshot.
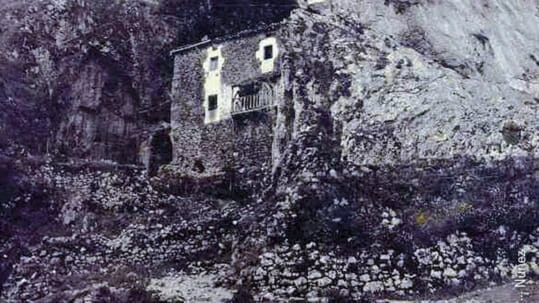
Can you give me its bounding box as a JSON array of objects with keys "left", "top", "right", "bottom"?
[
  {"left": 172, "top": 28, "right": 283, "bottom": 125},
  {"left": 168, "top": 25, "right": 294, "bottom": 187},
  {"left": 167, "top": 1, "right": 329, "bottom": 186}
]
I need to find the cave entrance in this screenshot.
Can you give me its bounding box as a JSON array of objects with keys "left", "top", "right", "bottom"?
[{"left": 149, "top": 129, "right": 172, "bottom": 175}]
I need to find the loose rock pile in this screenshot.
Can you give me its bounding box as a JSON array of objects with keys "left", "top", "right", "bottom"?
[
  {"left": 0, "top": 162, "right": 240, "bottom": 302},
  {"left": 244, "top": 231, "right": 538, "bottom": 302}
]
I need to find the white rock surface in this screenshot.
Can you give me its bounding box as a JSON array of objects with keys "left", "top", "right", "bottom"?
[{"left": 147, "top": 273, "right": 233, "bottom": 303}]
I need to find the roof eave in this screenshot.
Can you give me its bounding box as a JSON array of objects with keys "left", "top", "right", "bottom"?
[
  {"left": 170, "top": 22, "right": 282, "bottom": 56},
  {"left": 169, "top": 40, "right": 212, "bottom": 56}
]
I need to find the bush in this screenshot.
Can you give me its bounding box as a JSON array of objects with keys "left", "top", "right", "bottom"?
[{"left": 227, "top": 287, "right": 254, "bottom": 303}]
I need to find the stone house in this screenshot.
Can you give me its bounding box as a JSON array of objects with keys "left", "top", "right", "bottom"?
[
  {"left": 168, "top": 26, "right": 288, "bottom": 184},
  {"left": 166, "top": 0, "right": 329, "bottom": 187}
]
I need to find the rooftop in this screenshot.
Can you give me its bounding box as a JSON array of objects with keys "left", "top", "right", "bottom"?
[{"left": 169, "top": 22, "right": 282, "bottom": 56}]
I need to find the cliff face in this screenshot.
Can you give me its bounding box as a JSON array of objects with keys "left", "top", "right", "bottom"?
[
  {"left": 353, "top": 0, "right": 538, "bottom": 162},
  {"left": 228, "top": 1, "right": 539, "bottom": 300},
  {"left": 278, "top": 0, "right": 539, "bottom": 168},
  {"left": 0, "top": 0, "right": 177, "bottom": 163}
]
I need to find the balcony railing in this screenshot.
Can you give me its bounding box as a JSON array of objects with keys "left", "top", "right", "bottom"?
[{"left": 231, "top": 82, "right": 274, "bottom": 115}]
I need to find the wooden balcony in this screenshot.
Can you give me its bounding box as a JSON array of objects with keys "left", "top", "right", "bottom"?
[{"left": 231, "top": 82, "right": 274, "bottom": 115}]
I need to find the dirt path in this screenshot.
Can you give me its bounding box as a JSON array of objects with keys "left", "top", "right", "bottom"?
[{"left": 379, "top": 281, "right": 539, "bottom": 303}]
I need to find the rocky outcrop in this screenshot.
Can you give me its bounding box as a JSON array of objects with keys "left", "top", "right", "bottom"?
[
  {"left": 239, "top": 155, "right": 539, "bottom": 301},
  {"left": 56, "top": 62, "right": 139, "bottom": 163},
  {"left": 0, "top": 0, "right": 176, "bottom": 163},
  {"left": 277, "top": 1, "right": 539, "bottom": 168},
  {"left": 226, "top": 2, "right": 539, "bottom": 300},
  {"left": 0, "top": 161, "right": 239, "bottom": 302}
]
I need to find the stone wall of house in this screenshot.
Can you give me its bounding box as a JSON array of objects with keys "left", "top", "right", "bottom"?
[
  {"left": 232, "top": 110, "right": 277, "bottom": 193},
  {"left": 170, "top": 50, "right": 202, "bottom": 174},
  {"left": 169, "top": 30, "right": 287, "bottom": 180},
  {"left": 219, "top": 32, "right": 282, "bottom": 86},
  {"left": 170, "top": 49, "right": 236, "bottom": 177}
]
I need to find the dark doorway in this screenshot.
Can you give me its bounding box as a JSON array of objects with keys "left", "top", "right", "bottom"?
[{"left": 149, "top": 130, "right": 172, "bottom": 175}]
